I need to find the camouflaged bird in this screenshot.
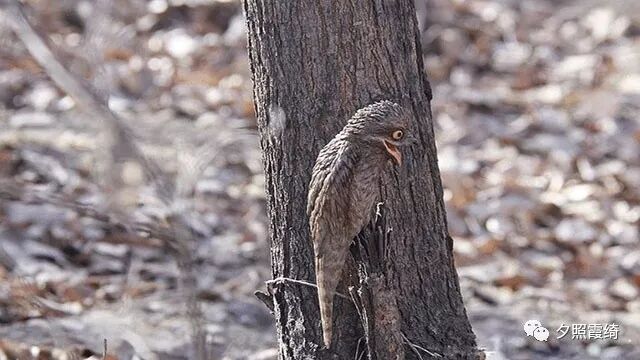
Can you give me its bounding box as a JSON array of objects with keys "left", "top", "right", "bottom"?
[{"left": 307, "top": 100, "right": 413, "bottom": 348}]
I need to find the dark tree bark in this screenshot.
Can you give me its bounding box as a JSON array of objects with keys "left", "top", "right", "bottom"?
[{"left": 243, "top": 1, "right": 481, "bottom": 359}]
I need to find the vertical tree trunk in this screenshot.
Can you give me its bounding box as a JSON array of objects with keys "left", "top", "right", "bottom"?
[{"left": 243, "top": 1, "right": 481, "bottom": 358}]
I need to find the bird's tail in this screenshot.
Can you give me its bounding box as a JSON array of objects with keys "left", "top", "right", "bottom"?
[{"left": 316, "top": 256, "right": 340, "bottom": 348}]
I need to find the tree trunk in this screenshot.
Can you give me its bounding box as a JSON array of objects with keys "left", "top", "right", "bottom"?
[{"left": 243, "top": 1, "right": 481, "bottom": 359}]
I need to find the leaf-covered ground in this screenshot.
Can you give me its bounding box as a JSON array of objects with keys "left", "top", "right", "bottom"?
[{"left": 0, "top": 0, "right": 638, "bottom": 359}]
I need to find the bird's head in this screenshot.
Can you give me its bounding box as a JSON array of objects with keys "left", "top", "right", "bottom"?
[{"left": 347, "top": 100, "right": 414, "bottom": 166}]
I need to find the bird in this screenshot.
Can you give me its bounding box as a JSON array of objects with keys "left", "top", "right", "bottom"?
[{"left": 307, "top": 100, "right": 413, "bottom": 348}]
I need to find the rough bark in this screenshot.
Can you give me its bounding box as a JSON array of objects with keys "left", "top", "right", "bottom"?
[
  {"left": 352, "top": 209, "right": 406, "bottom": 359},
  {"left": 243, "top": 1, "right": 481, "bottom": 359}
]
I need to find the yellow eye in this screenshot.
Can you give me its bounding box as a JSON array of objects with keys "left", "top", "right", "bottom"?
[{"left": 391, "top": 130, "right": 404, "bottom": 140}]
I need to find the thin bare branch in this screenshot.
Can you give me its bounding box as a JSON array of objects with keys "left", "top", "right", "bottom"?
[
  {"left": 1, "top": 0, "right": 172, "bottom": 202},
  {"left": 266, "top": 277, "right": 351, "bottom": 301}
]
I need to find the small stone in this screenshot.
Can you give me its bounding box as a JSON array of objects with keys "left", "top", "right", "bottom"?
[
  {"left": 248, "top": 348, "right": 279, "bottom": 360},
  {"left": 175, "top": 97, "right": 205, "bottom": 118},
  {"left": 93, "top": 243, "right": 130, "bottom": 258},
  {"left": 552, "top": 55, "right": 597, "bottom": 81},
  {"left": 523, "top": 84, "right": 564, "bottom": 104},
  {"left": 473, "top": 284, "right": 513, "bottom": 305},
  {"left": 620, "top": 251, "right": 640, "bottom": 274},
  {"left": 224, "top": 15, "right": 248, "bottom": 45},
  {"left": 555, "top": 218, "right": 597, "bottom": 243},
  {"left": 485, "top": 216, "right": 515, "bottom": 237},
  {"left": 561, "top": 184, "right": 596, "bottom": 202},
  {"left": 493, "top": 42, "right": 532, "bottom": 72},
  {"left": 164, "top": 29, "right": 197, "bottom": 59},
  {"left": 147, "top": 0, "right": 168, "bottom": 14},
  {"left": 121, "top": 161, "right": 145, "bottom": 186},
  {"left": 617, "top": 74, "right": 640, "bottom": 95},
  {"left": 609, "top": 278, "right": 638, "bottom": 301},
  {"left": 9, "top": 112, "right": 54, "bottom": 128},
  {"left": 582, "top": 7, "right": 615, "bottom": 42},
  {"left": 25, "top": 84, "right": 58, "bottom": 110},
  {"left": 528, "top": 253, "right": 564, "bottom": 273}
]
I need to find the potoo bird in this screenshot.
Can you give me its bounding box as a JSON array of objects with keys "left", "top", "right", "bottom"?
[{"left": 307, "top": 100, "right": 413, "bottom": 348}]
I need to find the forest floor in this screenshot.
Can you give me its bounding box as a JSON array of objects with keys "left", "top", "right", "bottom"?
[{"left": 0, "top": 0, "right": 639, "bottom": 359}]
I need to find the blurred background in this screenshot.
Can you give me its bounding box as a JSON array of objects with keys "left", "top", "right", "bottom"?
[{"left": 0, "top": 0, "right": 638, "bottom": 359}]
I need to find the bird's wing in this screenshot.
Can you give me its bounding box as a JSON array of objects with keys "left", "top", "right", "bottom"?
[
  {"left": 307, "top": 138, "right": 357, "bottom": 348},
  {"left": 307, "top": 137, "right": 347, "bottom": 217},
  {"left": 306, "top": 102, "right": 407, "bottom": 346},
  {"left": 307, "top": 139, "right": 356, "bottom": 247}
]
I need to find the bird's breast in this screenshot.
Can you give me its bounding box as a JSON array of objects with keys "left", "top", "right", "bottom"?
[{"left": 347, "top": 161, "right": 385, "bottom": 230}]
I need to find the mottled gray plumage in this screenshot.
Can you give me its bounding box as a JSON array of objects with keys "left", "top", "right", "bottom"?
[{"left": 307, "top": 100, "right": 413, "bottom": 348}]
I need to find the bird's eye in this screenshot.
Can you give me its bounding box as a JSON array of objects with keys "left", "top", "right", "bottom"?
[{"left": 391, "top": 130, "right": 404, "bottom": 140}]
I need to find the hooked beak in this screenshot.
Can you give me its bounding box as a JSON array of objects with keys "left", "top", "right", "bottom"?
[{"left": 383, "top": 140, "right": 402, "bottom": 165}]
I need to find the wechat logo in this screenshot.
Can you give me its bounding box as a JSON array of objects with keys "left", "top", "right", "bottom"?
[{"left": 524, "top": 319, "right": 549, "bottom": 341}]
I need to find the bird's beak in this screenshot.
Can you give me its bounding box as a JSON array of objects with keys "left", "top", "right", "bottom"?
[{"left": 383, "top": 140, "right": 402, "bottom": 165}]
